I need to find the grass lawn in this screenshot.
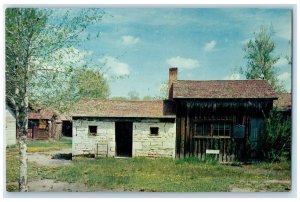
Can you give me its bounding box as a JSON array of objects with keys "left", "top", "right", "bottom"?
[
  {"left": 6, "top": 137, "right": 72, "bottom": 191},
  {"left": 26, "top": 136, "right": 72, "bottom": 152},
  {"left": 41, "top": 157, "right": 290, "bottom": 192},
  {"left": 6, "top": 137, "right": 291, "bottom": 192}
]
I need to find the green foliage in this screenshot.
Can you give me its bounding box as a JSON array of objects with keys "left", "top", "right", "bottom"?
[
  {"left": 127, "top": 91, "right": 140, "bottom": 100},
  {"left": 110, "top": 96, "right": 128, "bottom": 100},
  {"left": 6, "top": 8, "right": 106, "bottom": 113},
  {"left": 142, "top": 95, "right": 155, "bottom": 100},
  {"left": 42, "top": 67, "right": 110, "bottom": 108},
  {"left": 5, "top": 8, "right": 105, "bottom": 191},
  {"left": 73, "top": 68, "right": 109, "bottom": 99},
  {"left": 111, "top": 95, "right": 157, "bottom": 101},
  {"left": 158, "top": 81, "right": 169, "bottom": 99},
  {"left": 262, "top": 109, "right": 291, "bottom": 162},
  {"left": 241, "top": 26, "right": 285, "bottom": 93}
]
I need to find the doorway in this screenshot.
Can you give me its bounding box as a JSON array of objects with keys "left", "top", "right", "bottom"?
[
  {"left": 62, "top": 120, "right": 72, "bottom": 137},
  {"left": 249, "top": 118, "right": 264, "bottom": 159},
  {"left": 115, "top": 122, "right": 133, "bottom": 157}
]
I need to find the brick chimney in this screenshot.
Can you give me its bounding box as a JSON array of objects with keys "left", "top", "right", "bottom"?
[{"left": 168, "top": 67, "right": 178, "bottom": 100}]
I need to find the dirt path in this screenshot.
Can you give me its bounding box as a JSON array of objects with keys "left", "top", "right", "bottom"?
[
  {"left": 27, "top": 148, "right": 72, "bottom": 167},
  {"left": 23, "top": 149, "right": 138, "bottom": 192},
  {"left": 25, "top": 148, "right": 94, "bottom": 192}
]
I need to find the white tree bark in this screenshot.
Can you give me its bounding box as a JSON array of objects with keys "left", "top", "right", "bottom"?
[{"left": 18, "top": 135, "right": 28, "bottom": 192}]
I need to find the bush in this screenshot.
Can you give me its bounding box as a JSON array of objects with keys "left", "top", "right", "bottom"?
[{"left": 262, "top": 109, "right": 291, "bottom": 162}]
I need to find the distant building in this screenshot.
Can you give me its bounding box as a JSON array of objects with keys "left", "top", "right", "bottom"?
[
  {"left": 5, "top": 104, "right": 17, "bottom": 146},
  {"left": 28, "top": 109, "right": 62, "bottom": 139},
  {"left": 273, "top": 93, "right": 292, "bottom": 118}
]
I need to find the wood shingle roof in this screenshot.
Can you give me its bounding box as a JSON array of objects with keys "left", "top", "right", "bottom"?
[
  {"left": 72, "top": 99, "right": 176, "bottom": 118},
  {"left": 28, "top": 111, "right": 54, "bottom": 120},
  {"left": 172, "top": 80, "right": 277, "bottom": 99},
  {"left": 273, "top": 93, "right": 292, "bottom": 111}
]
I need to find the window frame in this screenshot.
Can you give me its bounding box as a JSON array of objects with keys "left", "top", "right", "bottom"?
[
  {"left": 88, "top": 125, "right": 98, "bottom": 136},
  {"left": 194, "top": 120, "right": 232, "bottom": 137},
  {"left": 150, "top": 127, "right": 159, "bottom": 136}
]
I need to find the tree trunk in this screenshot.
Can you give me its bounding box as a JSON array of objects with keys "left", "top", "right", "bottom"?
[
  {"left": 16, "top": 86, "right": 29, "bottom": 192},
  {"left": 18, "top": 135, "right": 28, "bottom": 192}
]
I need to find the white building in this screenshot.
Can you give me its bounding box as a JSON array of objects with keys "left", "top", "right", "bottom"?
[
  {"left": 72, "top": 99, "right": 176, "bottom": 158},
  {"left": 6, "top": 105, "right": 17, "bottom": 146}
]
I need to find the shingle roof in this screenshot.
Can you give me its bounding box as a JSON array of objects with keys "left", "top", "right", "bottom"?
[
  {"left": 172, "top": 80, "right": 277, "bottom": 99},
  {"left": 28, "top": 111, "right": 54, "bottom": 120},
  {"left": 72, "top": 99, "right": 176, "bottom": 118},
  {"left": 274, "top": 93, "right": 292, "bottom": 111}
]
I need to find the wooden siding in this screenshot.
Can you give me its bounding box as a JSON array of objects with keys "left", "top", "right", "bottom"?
[
  {"left": 175, "top": 99, "right": 273, "bottom": 162},
  {"left": 28, "top": 120, "right": 51, "bottom": 139}
]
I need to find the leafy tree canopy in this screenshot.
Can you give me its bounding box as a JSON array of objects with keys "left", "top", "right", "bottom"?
[{"left": 241, "top": 26, "right": 285, "bottom": 93}]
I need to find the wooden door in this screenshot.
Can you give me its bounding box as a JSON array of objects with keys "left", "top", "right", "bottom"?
[{"left": 249, "top": 118, "right": 264, "bottom": 159}]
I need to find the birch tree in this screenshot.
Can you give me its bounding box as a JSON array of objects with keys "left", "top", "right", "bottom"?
[{"left": 5, "top": 8, "right": 105, "bottom": 191}]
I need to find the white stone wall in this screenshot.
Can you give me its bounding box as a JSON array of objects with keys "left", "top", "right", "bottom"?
[
  {"left": 72, "top": 119, "right": 176, "bottom": 158},
  {"left": 72, "top": 120, "right": 115, "bottom": 157},
  {"left": 132, "top": 122, "right": 176, "bottom": 158},
  {"left": 6, "top": 107, "right": 17, "bottom": 146}
]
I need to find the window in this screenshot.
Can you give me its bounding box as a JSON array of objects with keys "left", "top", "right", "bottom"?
[
  {"left": 88, "top": 126, "right": 97, "bottom": 135},
  {"left": 150, "top": 127, "right": 159, "bottom": 136},
  {"left": 194, "top": 121, "right": 231, "bottom": 137},
  {"left": 39, "top": 120, "right": 47, "bottom": 130},
  {"left": 213, "top": 122, "right": 231, "bottom": 136}
]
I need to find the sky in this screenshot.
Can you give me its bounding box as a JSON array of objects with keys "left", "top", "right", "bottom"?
[{"left": 65, "top": 7, "right": 292, "bottom": 98}]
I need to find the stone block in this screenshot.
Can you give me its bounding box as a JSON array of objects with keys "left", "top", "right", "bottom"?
[
  {"left": 150, "top": 141, "right": 162, "bottom": 146},
  {"left": 133, "top": 142, "right": 143, "bottom": 150}
]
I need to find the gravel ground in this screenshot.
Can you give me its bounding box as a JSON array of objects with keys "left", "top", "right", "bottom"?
[
  {"left": 27, "top": 148, "right": 72, "bottom": 167},
  {"left": 25, "top": 148, "right": 93, "bottom": 192}
]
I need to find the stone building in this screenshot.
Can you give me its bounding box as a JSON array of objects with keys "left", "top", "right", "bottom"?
[{"left": 72, "top": 99, "right": 176, "bottom": 158}]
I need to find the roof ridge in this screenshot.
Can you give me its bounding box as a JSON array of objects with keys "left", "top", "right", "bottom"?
[
  {"left": 79, "top": 98, "right": 167, "bottom": 102},
  {"left": 175, "top": 79, "right": 268, "bottom": 82}
]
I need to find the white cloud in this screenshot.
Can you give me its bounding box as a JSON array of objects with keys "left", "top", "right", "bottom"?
[
  {"left": 275, "top": 57, "right": 289, "bottom": 67},
  {"left": 278, "top": 72, "right": 291, "bottom": 81},
  {"left": 224, "top": 73, "right": 241, "bottom": 80},
  {"left": 278, "top": 72, "right": 291, "bottom": 92},
  {"left": 99, "top": 56, "right": 130, "bottom": 76},
  {"left": 166, "top": 56, "right": 200, "bottom": 70},
  {"left": 203, "top": 40, "right": 217, "bottom": 52},
  {"left": 122, "top": 35, "right": 140, "bottom": 45}
]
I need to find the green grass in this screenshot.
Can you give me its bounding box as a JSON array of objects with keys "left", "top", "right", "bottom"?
[
  {"left": 6, "top": 137, "right": 71, "bottom": 182},
  {"left": 6, "top": 146, "right": 54, "bottom": 191},
  {"left": 6, "top": 137, "right": 72, "bottom": 191},
  {"left": 27, "top": 136, "right": 72, "bottom": 152},
  {"left": 40, "top": 157, "right": 290, "bottom": 192},
  {"left": 6, "top": 138, "right": 291, "bottom": 192}
]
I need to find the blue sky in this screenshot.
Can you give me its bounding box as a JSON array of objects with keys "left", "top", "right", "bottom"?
[{"left": 77, "top": 7, "right": 292, "bottom": 98}]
